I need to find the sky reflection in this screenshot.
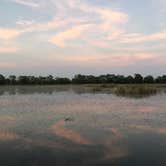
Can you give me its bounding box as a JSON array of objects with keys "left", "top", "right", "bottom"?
[
  {"left": 0, "top": 86, "right": 166, "bottom": 165},
  {"left": 50, "top": 120, "right": 91, "bottom": 145}
]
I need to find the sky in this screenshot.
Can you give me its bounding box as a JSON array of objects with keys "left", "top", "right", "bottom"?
[{"left": 0, "top": 0, "right": 166, "bottom": 76}]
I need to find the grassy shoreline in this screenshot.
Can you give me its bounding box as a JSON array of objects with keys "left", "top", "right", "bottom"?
[{"left": 0, "top": 84, "right": 166, "bottom": 98}]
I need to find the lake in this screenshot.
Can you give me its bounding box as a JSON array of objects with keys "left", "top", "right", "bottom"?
[{"left": 0, "top": 85, "right": 166, "bottom": 166}]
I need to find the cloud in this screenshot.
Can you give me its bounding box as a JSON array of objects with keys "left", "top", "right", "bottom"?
[
  {"left": 11, "top": 0, "right": 41, "bottom": 8},
  {"left": 16, "top": 20, "right": 35, "bottom": 26},
  {"left": 0, "top": 47, "right": 19, "bottom": 53},
  {"left": 0, "top": 28, "right": 23, "bottom": 40},
  {"left": 45, "top": 0, "right": 128, "bottom": 47},
  {"left": 49, "top": 24, "right": 92, "bottom": 47},
  {"left": 159, "top": 0, "right": 166, "bottom": 5},
  {"left": 3, "top": 0, "right": 129, "bottom": 48},
  {"left": 47, "top": 52, "right": 155, "bottom": 67},
  {"left": 0, "top": 62, "right": 16, "bottom": 68},
  {"left": 15, "top": 16, "right": 89, "bottom": 34},
  {"left": 104, "top": 53, "right": 154, "bottom": 66},
  {"left": 153, "top": 0, "right": 166, "bottom": 12},
  {"left": 0, "top": 28, "right": 21, "bottom": 53},
  {"left": 6, "top": 0, "right": 165, "bottom": 51},
  {"left": 77, "top": 2, "right": 128, "bottom": 42},
  {"left": 121, "top": 30, "right": 166, "bottom": 43}
]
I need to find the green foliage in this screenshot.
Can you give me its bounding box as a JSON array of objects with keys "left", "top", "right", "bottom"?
[
  {"left": 134, "top": 74, "right": 143, "bottom": 83},
  {"left": 113, "top": 85, "right": 157, "bottom": 97},
  {"left": 0, "top": 74, "right": 5, "bottom": 85},
  {"left": 144, "top": 75, "right": 154, "bottom": 83},
  {"left": 0, "top": 74, "right": 166, "bottom": 85}
]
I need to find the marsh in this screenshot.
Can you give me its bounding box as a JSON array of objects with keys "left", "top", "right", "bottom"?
[{"left": 0, "top": 85, "right": 166, "bottom": 166}]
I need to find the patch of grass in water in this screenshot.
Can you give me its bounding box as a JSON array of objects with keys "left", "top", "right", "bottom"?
[{"left": 113, "top": 85, "right": 158, "bottom": 98}]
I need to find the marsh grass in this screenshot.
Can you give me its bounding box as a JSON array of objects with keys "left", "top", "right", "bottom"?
[
  {"left": 112, "top": 85, "right": 158, "bottom": 97},
  {"left": 0, "top": 84, "right": 165, "bottom": 97},
  {"left": 84, "top": 84, "right": 166, "bottom": 97}
]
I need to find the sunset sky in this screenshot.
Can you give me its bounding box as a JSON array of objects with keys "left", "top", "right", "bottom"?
[{"left": 0, "top": 0, "right": 166, "bottom": 76}]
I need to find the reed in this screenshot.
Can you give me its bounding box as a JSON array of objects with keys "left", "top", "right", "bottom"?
[{"left": 112, "top": 85, "right": 157, "bottom": 97}]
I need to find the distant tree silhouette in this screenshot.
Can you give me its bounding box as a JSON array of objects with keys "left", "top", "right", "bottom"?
[
  {"left": 72, "top": 74, "right": 87, "bottom": 84},
  {"left": 18, "top": 76, "right": 29, "bottom": 85},
  {"left": 134, "top": 74, "right": 143, "bottom": 84},
  {"left": 9, "top": 75, "right": 16, "bottom": 85},
  {"left": 156, "top": 75, "right": 166, "bottom": 84},
  {"left": 0, "top": 73, "right": 165, "bottom": 85},
  {"left": 126, "top": 75, "right": 135, "bottom": 84},
  {"left": 144, "top": 75, "right": 154, "bottom": 83},
  {"left": 55, "top": 77, "right": 71, "bottom": 84},
  {"left": 0, "top": 74, "right": 5, "bottom": 85}
]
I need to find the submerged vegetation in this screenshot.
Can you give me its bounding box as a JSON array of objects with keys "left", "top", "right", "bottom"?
[{"left": 1, "top": 74, "right": 166, "bottom": 85}]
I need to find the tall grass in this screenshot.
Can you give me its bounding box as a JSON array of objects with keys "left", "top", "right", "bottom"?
[{"left": 112, "top": 85, "right": 157, "bottom": 97}]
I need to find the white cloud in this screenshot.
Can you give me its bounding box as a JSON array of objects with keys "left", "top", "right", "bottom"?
[
  {"left": 7, "top": 0, "right": 165, "bottom": 50},
  {"left": 16, "top": 20, "right": 35, "bottom": 26},
  {"left": 46, "top": 0, "right": 128, "bottom": 47},
  {"left": 121, "top": 30, "right": 166, "bottom": 43},
  {"left": 3, "top": 0, "right": 129, "bottom": 48},
  {"left": 47, "top": 52, "right": 155, "bottom": 67},
  {"left": 11, "top": 0, "right": 41, "bottom": 8},
  {"left": 0, "top": 28, "right": 23, "bottom": 40}
]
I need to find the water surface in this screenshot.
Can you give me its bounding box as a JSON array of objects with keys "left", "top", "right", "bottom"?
[{"left": 0, "top": 86, "right": 166, "bottom": 166}]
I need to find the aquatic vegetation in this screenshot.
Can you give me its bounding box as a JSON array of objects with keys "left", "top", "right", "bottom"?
[{"left": 112, "top": 85, "right": 158, "bottom": 98}]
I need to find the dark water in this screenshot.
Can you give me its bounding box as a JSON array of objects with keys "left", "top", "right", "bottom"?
[{"left": 0, "top": 86, "right": 166, "bottom": 166}]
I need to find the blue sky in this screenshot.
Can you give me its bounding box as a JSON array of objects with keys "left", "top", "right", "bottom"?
[{"left": 0, "top": 0, "right": 166, "bottom": 76}]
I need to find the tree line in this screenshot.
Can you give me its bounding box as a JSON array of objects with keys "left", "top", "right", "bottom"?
[{"left": 0, "top": 74, "right": 166, "bottom": 85}]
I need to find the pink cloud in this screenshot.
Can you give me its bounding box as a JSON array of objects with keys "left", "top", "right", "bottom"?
[
  {"left": 0, "top": 62, "right": 16, "bottom": 68},
  {"left": 47, "top": 52, "right": 155, "bottom": 68},
  {"left": 49, "top": 24, "right": 92, "bottom": 47},
  {"left": 0, "top": 28, "right": 23, "bottom": 40},
  {"left": 121, "top": 30, "right": 166, "bottom": 43},
  {"left": 0, "top": 47, "right": 19, "bottom": 53}
]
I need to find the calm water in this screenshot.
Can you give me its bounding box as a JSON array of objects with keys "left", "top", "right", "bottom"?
[{"left": 0, "top": 86, "right": 166, "bottom": 166}]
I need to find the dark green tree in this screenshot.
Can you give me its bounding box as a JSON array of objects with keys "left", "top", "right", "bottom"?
[
  {"left": 0, "top": 74, "right": 5, "bottom": 85},
  {"left": 134, "top": 74, "right": 143, "bottom": 83},
  {"left": 126, "top": 75, "right": 134, "bottom": 84},
  {"left": 144, "top": 75, "right": 154, "bottom": 83},
  {"left": 9, "top": 75, "right": 16, "bottom": 85},
  {"left": 72, "top": 75, "right": 87, "bottom": 84}
]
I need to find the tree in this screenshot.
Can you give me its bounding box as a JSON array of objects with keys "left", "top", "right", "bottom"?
[
  {"left": 126, "top": 75, "right": 134, "bottom": 84},
  {"left": 46, "top": 75, "right": 54, "bottom": 84},
  {"left": 98, "top": 75, "right": 107, "bottom": 84},
  {"left": 17, "top": 76, "right": 29, "bottom": 85},
  {"left": 155, "top": 76, "right": 162, "bottom": 83},
  {"left": 55, "top": 77, "right": 71, "bottom": 84},
  {"left": 0, "top": 74, "right": 5, "bottom": 85},
  {"left": 9, "top": 75, "right": 16, "bottom": 85},
  {"left": 134, "top": 74, "right": 143, "bottom": 83},
  {"left": 144, "top": 75, "right": 154, "bottom": 83},
  {"left": 161, "top": 75, "right": 166, "bottom": 83},
  {"left": 105, "top": 74, "right": 115, "bottom": 83},
  {"left": 72, "top": 75, "right": 87, "bottom": 84}
]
